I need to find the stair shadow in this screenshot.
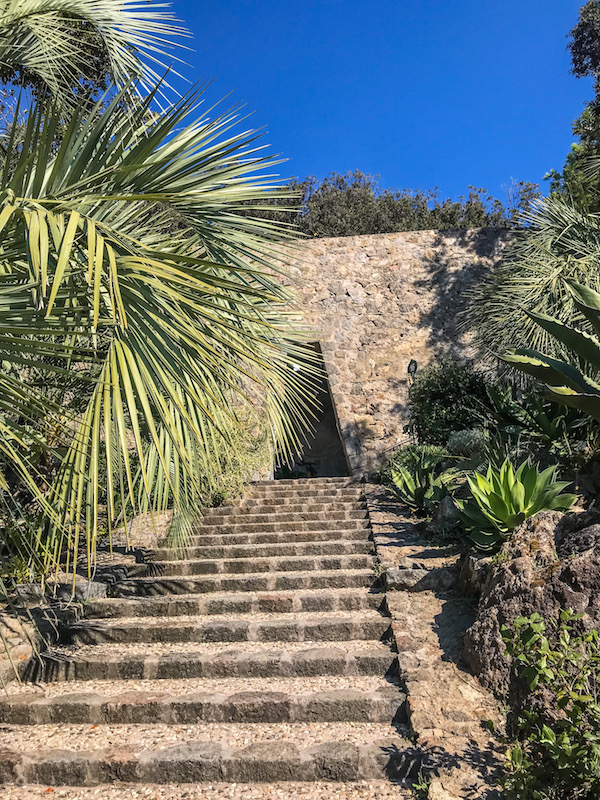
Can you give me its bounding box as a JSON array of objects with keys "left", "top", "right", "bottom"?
[
  {"left": 432, "top": 597, "right": 477, "bottom": 671},
  {"left": 135, "top": 561, "right": 167, "bottom": 577},
  {"left": 380, "top": 732, "right": 502, "bottom": 797},
  {"left": 22, "top": 650, "right": 70, "bottom": 683}
]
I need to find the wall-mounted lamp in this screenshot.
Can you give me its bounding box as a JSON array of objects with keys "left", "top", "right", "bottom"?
[{"left": 407, "top": 359, "right": 418, "bottom": 384}]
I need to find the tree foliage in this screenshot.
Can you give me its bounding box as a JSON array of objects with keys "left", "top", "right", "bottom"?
[
  {"left": 248, "top": 171, "right": 540, "bottom": 239},
  {"left": 0, "top": 86, "right": 320, "bottom": 576},
  {"left": 547, "top": 1, "right": 600, "bottom": 208},
  {"left": 0, "top": 3, "right": 321, "bottom": 580},
  {"left": 569, "top": 0, "right": 600, "bottom": 80}
]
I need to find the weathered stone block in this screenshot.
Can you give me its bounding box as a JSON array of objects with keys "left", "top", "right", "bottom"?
[
  {"left": 138, "top": 742, "right": 222, "bottom": 783},
  {"left": 21, "top": 749, "right": 93, "bottom": 786},
  {"left": 385, "top": 566, "right": 457, "bottom": 593},
  {"left": 223, "top": 741, "right": 304, "bottom": 783},
  {"left": 311, "top": 741, "right": 360, "bottom": 781}
]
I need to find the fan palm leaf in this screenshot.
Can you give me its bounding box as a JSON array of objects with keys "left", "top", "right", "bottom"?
[
  {"left": 0, "top": 85, "right": 319, "bottom": 579},
  {"left": 0, "top": 0, "right": 187, "bottom": 104}
]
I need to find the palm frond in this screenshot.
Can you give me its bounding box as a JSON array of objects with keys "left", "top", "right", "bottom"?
[
  {"left": 0, "top": 0, "right": 188, "bottom": 104},
  {"left": 465, "top": 195, "right": 600, "bottom": 364},
  {"left": 0, "top": 85, "right": 319, "bottom": 576}
]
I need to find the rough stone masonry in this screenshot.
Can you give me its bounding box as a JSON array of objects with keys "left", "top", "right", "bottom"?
[{"left": 290, "top": 227, "right": 511, "bottom": 477}]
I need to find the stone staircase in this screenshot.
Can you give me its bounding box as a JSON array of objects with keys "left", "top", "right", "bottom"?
[{"left": 0, "top": 478, "right": 418, "bottom": 793}]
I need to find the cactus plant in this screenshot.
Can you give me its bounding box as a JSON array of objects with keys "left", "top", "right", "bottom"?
[{"left": 447, "top": 429, "right": 487, "bottom": 458}]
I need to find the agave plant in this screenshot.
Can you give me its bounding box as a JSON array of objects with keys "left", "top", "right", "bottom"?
[
  {"left": 456, "top": 459, "right": 576, "bottom": 551},
  {"left": 482, "top": 383, "right": 590, "bottom": 468},
  {"left": 386, "top": 446, "right": 462, "bottom": 516},
  {"left": 0, "top": 83, "right": 319, "bottom": 580}
]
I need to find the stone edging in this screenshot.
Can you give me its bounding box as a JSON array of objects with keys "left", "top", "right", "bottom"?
[
  {"left": 364, "top": 485, "right": 503, "bottom": 800},
  {"left": 0, "top": 603, "right": 78, "bottom": 687},
  {"left": 0, "top": 552, "right": 150, "bottom": 686}
]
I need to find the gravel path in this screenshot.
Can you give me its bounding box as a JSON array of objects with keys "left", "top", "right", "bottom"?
[
  {"left": 2, "top": 781, "right": 413, "bottom": 799},
  {"left": 43, "top": 640, "right": 390, "bottom": 657},
  {"left": 0, "top": 722, "right": 406, "bottom": 750},
  {"left": 7, "top": 674, "right": 395, "bottom": 697}
]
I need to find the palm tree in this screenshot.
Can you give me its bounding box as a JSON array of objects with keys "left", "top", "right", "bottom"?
[
  {"left": 466, "top": 196, "right": 600, "bottom": 363},
  {"left": 0, "top": 86, "right": 319, "bottom": 580},
  {"left": 502, "top": 279, "right": 600, "bottom": 423},
  {"left": 0, "top": 5, "right": 319, "bottom": 583}
]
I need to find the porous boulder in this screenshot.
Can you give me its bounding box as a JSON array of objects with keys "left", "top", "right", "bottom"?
[{"left": 463, "top": 508, "right": 600, "bottom": 696}]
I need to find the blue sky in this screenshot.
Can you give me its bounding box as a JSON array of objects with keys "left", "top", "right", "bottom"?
[{"left": 170, "top": 0, "right": 590, "bottom": 203}]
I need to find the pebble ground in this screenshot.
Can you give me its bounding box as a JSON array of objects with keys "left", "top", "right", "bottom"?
[{"left": 3, "top": 781, "right": 413, "bottom": 799}]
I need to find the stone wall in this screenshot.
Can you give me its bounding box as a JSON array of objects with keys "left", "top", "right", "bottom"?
[{"left": 290, "top": 227, "right": 511, "bottom": 476}]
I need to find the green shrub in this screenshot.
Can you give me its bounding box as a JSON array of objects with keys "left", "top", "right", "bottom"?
[
  {"left": 485, "top": 383, "right": 590, "bottom": 465},
  {"left": 456, "top": 459, "right": 576, "bottom": 551},
  {"left": 501, "top": 610, "right": 600, "bottom": 800},
  {"left": 406, "top": 361, "right": 493, "bottom": 445},
  {"left": 385, "top": 445, "right": 461, "bottom": 516},
  {"left": 381, "top": 443, "right": 448, "bottom": 481},
  {"left": 446, "top": 428, "right": 487, "bottom": 459},
  {"left": 0, "top": 517, "right": 46, "bottom": 588}
]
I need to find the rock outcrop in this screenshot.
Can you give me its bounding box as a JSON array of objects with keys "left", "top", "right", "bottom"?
[{"left": 464, "top": 509, "right": 600, "bottom": 695}]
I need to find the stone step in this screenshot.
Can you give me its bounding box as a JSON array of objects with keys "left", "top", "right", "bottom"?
[
  {"left": 244, "top": 487, "right": 364, "bottom": 501},
  {"left": 200, "top": 510, "right": 369, "bottom": 526},
  {"left": 0, "top": 474, "right": 421, "bottom": 793},
  {"left": 85, "top": 588, "right": 387, "bottom": 619},
  {"left": 0, "top": 780, "right": 416, "bottom": 798},
  {"left": 0, "top": 738, "right": 418, "bottom": 785},
  {"left": 130, "top": 553, "right": 374, "bottom": 578},
  {"left": 248, "top": 480, "right": 360, "bottom": 490},
  {"left": 109, "top": 568, "right": 378, "bottom": 597},
  {"left": 210, "top": 499, "right": 363, "bottom": 514},
  {"left": 196, "top": 519, "right": 370, "bottom": 536},
  {"left": 0, "top": 677, "right": 406, "bottom": 725},
  {"left": 0, "top": 720, "right": 410, "bottom": 751},
  {"left": 63, "top": 611, "right": 393, "bottom": 646},
  {"left": 252, "top": 478, "right": 356, "bottom": 487},
  {"left": 244, "top": 489, "right": 363, "bottom": 502},
  {"left": 152, "top": 539, "right": 374, "bottom": 561},
  {"left": 189, "top": 528, "right": 371, "bottom": 547},
  {"left": 26, "top": 641, "right": 397, "bottom": 682}
]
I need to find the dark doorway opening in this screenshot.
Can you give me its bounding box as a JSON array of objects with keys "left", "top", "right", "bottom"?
[{"left": 276, "top": 343, "right": 350, "bottom": 479}]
